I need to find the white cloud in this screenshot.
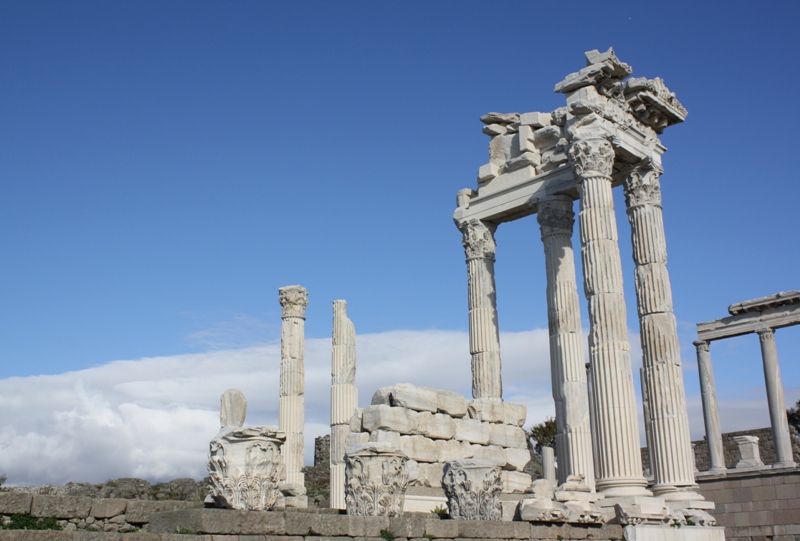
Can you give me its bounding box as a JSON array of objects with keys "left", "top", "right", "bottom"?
[{"left": 0, "top": 327, "right": 792, "bottom": 486}]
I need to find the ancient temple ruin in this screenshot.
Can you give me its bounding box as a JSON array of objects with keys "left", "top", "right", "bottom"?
[{"left": 453, "top": 47, "right": 703, "bottom": 513}]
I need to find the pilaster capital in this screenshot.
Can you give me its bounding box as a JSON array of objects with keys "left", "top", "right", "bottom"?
[
  {"left": 756, "top": 327, "right": 775, "bottom": 341},
  {"left": 279, "top": 285, "right": 308, "bottom": 319},
  {"left": 569, "top": 138, "right": 614, "bottom": 179},
  {"left": 537, "top": 196, "right": 575, "bottom": 238},
  {"left": 693, "top": 340, "right": 710, "bottom": 353},
  {"left": 623, "top": 160, "right": 663, "bottom": 209},
  {"left": 460, "top": 219, "right": 497, "bottom": 261}
]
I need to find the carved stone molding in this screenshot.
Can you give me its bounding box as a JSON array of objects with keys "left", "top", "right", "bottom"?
[
  {"left": 569, "top": 139, "right": 614, "bottom": 178},
  {"left": 442, "top": 459, "right": 503, "bottom": 521},
  {"left": 623, "top": 163, "right": 663, "bottom": 208},
  {"left": 207, "top": 391, "right": 286, "bottom": 511},
  {"left": 279, "top": 286, "right": 308, "bottom": 319},
  {"left": 537, "top": 197, "right": 575, "bottom": 237},
  {"left": 460, "top": 220, "right": 497, "bottom": 261},
  {"left": 693, "top": 340, "right": 710, "bottom": 353},
  {"left": 344, "top": 443, "right": 409, "bottom": 517}
]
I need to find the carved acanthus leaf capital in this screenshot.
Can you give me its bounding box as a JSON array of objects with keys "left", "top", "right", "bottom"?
[
  {"left": 623, "top": 162, "right": 663, "bottom": 208},
  {"left": 460, "top": 220, "right": 497, "bottom": 260},
  {"left": 693, "top": 340, "right": 709, "bottom": 353},
  {"left": 279, "top": 286, "right": 308, "bottom": 318},
  {"left": 537, "top": 197, "right": 575, "bottom": 237},
  {"left": 569, "top": 139, "right": 614, "bottom": 179}
]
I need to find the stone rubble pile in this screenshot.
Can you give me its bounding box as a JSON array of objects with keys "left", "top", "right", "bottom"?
[{"left": 345, "top": 383, "right": 533, "bottom": 494}]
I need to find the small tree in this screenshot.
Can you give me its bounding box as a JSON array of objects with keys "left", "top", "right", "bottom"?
[
  {"left": 526, "top": 417, "right": 557, "bottom": 456},
  {"left": 788, "top": 399, "right": 800, "bottom": 433}
]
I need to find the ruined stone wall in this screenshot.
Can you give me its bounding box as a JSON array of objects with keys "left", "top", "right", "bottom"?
[
  {"left": 697, "top": 468, "right": 800, "bottom": 541},
  {"left": 348, "top": 384, "right": 532, "bottom": 493},
  {"left": 0, "top": 492, "right": 201, "bottom": 532},
  {"left": 641, "top": 426, "right": 800, "bottom": 473}
]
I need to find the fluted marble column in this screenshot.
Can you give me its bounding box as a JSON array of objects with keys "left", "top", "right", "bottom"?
[
  {"left": 571, "top": 137, "right": 649, "bottom": 497},
  {"left": 537, "top": 196, "right": 595, "bottom": 490},
  {"left": 279, "top": 285, "right": 308, "bottom": 487},
  {"left": 460, "top": 219, "right": 502, "bottom": 400},
  {"left": 757, "top": 328, "right": 796, "bottom": 468},
  {"left": 694, "top": 340, "right": 725, "bottom": 472},
  {"left": 623, "top": 164, "right": 698, "bottom": 498},
  {"left": 331, "top": 299, "right": 358, "bottom": 509}
]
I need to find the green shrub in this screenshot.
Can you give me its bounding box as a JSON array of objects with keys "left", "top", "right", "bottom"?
[
  {"left": 431, "top": 504, "right": 449, "bottom": 519},
  {"left": 2, "top": 513, "right": 61, "bottom": 530},
  {"left": 380, "top": 528, "right": 395, "bottom": 541}
]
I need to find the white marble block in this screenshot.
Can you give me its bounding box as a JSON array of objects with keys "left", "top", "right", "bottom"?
[
  {"left": 489, "top": 423, "right": 528, "bottom": 449},
  {"left": 454, "top": 418, "right": 491, "bottom": 444},
  {"left": 436, "top": 389, "right": 468, "bottom": 418},
  {"left": 468, "top": 399, "right": 527, "bottom": 426},
  {"left": 418, "top": 411, "right": 456, "bottom": 440},
  {"left": 371, "top": 383, "right": 438, "bottom": 413},
  {"left": 502, "top": 471, "right": 533, "bottom": 493},
  {"left": 437, "top": 439, "right": 474, "bottom": 463},
  {"left": 361, "top": 404, "right": 420, "bottom": 434},
  {"left": 470, "top": 444, "right": 506, "bottom": 467},
  {"left": 399, "top": 435, "right": 438, "bottom": 463},
  {"left": 442, "top": 459, "right": 503, "bottom": 521}
]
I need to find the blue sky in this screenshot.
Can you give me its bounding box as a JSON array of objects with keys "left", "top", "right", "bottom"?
[{"left": 1, "top": 1, "right": 798, "bottom": 484}]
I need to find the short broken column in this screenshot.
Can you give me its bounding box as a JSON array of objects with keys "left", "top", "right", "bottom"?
[
  {"left": 460, "top": 219, "right": 502, "bottom": 400},
  {"left": 278, "top": 285, "right": 308, "bottom": 488},
  {"left": 330, "top": 299, "right": 358, "bottom": 510},
  {"left": 694, "top": 340, "right": 725, "bottom": 472},
  {"left": 442, "top": 459, "right": 503, "bottom": 521},
  {"left": 345, "top": 442, "right": 409, "bottom": 516},
  {"left": 537, "top": 195, "right": 594, "bottom": 490},
  {"left": 208, "top": 389, "right": 285, "bottom": 510}
]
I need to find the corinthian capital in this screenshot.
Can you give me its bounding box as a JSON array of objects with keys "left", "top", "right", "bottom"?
[
  {"left": 537, "top": 196, "right": 575, "bottom": 238},
  {"left": 569, "top": 138, "right": 614, "bottom": 179},
  {"left": 693, "top": 340, "right": 709, "bottom": 353},
  {"left": 279, "top": 285, "right": 308, "bottom": 318},
  {"left": 756, "top": 327, "right": 775, "bottom": 341},
  {"left": 460, "top": 220, "right": 497, "bottom": 260},
  {"left": 623, "top": 161, "right": 663, "bottom": 208}
]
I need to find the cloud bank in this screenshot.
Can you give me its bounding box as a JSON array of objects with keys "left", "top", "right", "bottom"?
[{"left": 0, "top": 327, "right": 793, "bottom": 486}]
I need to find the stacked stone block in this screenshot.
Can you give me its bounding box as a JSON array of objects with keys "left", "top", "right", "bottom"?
[
  {"left": 346, "top": 384, "right": 532, "bottom": 494},
  {"left": 0, "top": 493, "right": 202, "bottom": 532}
]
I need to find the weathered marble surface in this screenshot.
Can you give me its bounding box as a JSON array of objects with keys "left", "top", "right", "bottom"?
[
  {"left": 330, "top": 299, "right": 358, "bottom": 510},
  {"left": 278, "top": 285, "right": 308, "bottom": 489},
  {"left": 207, "top": 389, "right": 285, "bottom": 511},
  {"left": 344, "top": 442, "right": 409, "bottom": 517},
  {"left": 537, "top": 196, "right": 594, "bottom": 489},
  {"left": 442, "top": 459, "right": 502, "bottom": 521},
  {"left": 358, "top": 385, "right": 530, "bottom": 493}
]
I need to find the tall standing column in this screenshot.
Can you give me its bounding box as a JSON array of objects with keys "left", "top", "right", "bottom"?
[
  {"left": 570, "top": 137, "right": 649, "bottom": 497},
  {"left": 757, "top": 327, "right": 796, "bottom": 468},
  {"left": 537, "top": 195, "right": 595, "bottom": 490},
  {"left": 460, "top": 219, "right": 502, "bottom": 400},
  {"left": 279, "top": 285, "right": 308, "bottom": 487},
  {"left": 694, "top": 340, "right": 725, "bottom": 472},
  {"left": 623, "top": 164, "right": 698, "bottom": 498},
  {"left": 330, "top": 299, "right": 358, "bottom": 509}
]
